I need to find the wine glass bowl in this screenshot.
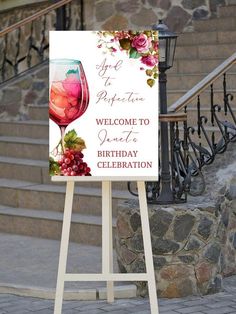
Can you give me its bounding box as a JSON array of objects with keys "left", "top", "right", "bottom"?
[{"left": 49, "top": 59, "right": 89, "bottom": 150}]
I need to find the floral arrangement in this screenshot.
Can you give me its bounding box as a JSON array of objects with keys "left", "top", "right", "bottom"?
[{"left": 97, "top": 30, "right": 159, "bottom": 87}]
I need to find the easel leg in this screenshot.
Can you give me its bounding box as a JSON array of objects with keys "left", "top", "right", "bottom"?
[
  {"left": 54, "top": 181, "right": 75, "bottom": 314},
  {"left": 137, "top": 181, "right": 159, "bottom": 314},
  {"left": 102, "top": 181, "right": 114, "bottom": 303}
]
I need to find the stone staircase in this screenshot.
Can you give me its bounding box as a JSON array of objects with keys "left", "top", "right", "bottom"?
[
  {"left": 168, "top": 4, "right": 236, "bottom": 146},
  {"left": 0, "top": 103, "right": 134, "bottom": 246},
  {"left": 0, "top": 4, "right": 236, "bottom": 245}
]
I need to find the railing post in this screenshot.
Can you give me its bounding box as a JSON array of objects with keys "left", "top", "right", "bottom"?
[
  {"left": 56, "top": 4, "right": 66, "bottom": 30},
  {"left": 157, "top": 70, "right": 174, "bottom": 204}
]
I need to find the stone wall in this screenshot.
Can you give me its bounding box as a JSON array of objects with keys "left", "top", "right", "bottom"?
[
  {"left": 0, "top": 1, "right": 51, "bottom": 29},
  {"left": 0, "top": 63, "right": 48, "bottom": 120},
  {"left": 0, "top": 0, "right": 229, "bottom": 33},
  {"left": 85, "top": 0, "right": 227, "bottom": 32},
  {"left": 0, "top": 1, "right": 82, "bottom": 83},
  {"left": 116, "top": 144, "right": 236, "bottom": 298}
]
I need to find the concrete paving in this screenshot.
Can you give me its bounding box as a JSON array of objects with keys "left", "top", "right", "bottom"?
[
  {"left": 1, "top": 233, "right": 236, "bottom": 313},
  {"left": 1, "top": 278, "right": 236, "bottom": 314},
  {"left": 0, "top": 233, "right": 136, "bottom": 300}
]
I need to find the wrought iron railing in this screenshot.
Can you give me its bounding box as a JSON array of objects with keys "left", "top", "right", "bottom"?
[
  {"left": 0, "top": 0, "right": 84, "bottom": 84},
  {"left": 129, "top": 53, "right": 236, "bottom": 203},
  {"left": 142, "top": 53, "right": 236, "bottom": 203}
]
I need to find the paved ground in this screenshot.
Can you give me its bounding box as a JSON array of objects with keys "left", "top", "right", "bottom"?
[
  {"left": 0, "top": 233, "right": 132, "bottom": 293},
  {"left": 1, "top": 277, "right": 236, "bottom": 314},
  {"left": 1, "top": 233, "right": 236, "bottom": 313}
]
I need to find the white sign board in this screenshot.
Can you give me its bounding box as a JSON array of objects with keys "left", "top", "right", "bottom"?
[{"left": 49, "top": 31, "right": 159, "bottom": 180}]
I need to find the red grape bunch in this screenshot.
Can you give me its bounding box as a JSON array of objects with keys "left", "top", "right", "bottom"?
[{"left": 58, "top": 148, "right": 91, "bottom": 176}]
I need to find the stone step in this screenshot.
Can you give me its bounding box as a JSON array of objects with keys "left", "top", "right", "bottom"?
[
  {"left": 0, "top": 156, "right": 49, "bottom": 184},
  {"left": 0, "top": 205, "right": 113, "bottom": 246},
  {"left": 177, "top": 30, "right": 236, "bottom": 46},
  {"left": 193, "top": 16, "right": 236, "bottom": 32},
  {"left": 172, "top": 58, "right": 229, "bottom": 74},
  {"left": 0, "top": 179, "right": 134, "bottom": 217},
  {"left": 28, "top": 104, "right": 48, "bottom": 121},
  {"left": 168, "top": 72, "right": 236, "bottom": 91},
  {"left": 0, "top": 120, "right": 48, "bottom": 139},
  {"left": 0, "top": 155, "right": 129, "bottom": 191},
  {"left": 0, "top": 136, "right": 48, "bottom": 160},
  {"left": 175, "top": 43, "right": 236, "bottom": 60},
  {"left": 218, "top": 5, "right": 236, "bottom": 17},
  {"left": 167, "top": 89, "right": 236, "bottom": 106}
]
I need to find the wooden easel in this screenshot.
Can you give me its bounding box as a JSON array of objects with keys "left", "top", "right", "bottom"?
[{"left": 52, "top": 177, "right": 159, "bottom": 314}]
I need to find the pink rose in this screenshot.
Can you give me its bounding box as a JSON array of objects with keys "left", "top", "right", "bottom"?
[
  {"left": 132, "top": 34, "right": 152, "bottom": 53},
  {"left": 153, "top": 41, "right": 158, "bottom": 52},
  {"left": 141, "top": 55, "right": 158, "bottom": 67}
]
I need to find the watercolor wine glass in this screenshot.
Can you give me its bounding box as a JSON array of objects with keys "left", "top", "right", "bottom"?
[{"left": 49, "top": 59, "right": 89, "bottom": 153}]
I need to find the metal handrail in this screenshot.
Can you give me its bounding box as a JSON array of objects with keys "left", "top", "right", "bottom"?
[
  {"left": 0, "top": 0, "right": 73, "bottom": 37},
  {"left": 169, "top": 52, "right": 236, "bottom": 113}
]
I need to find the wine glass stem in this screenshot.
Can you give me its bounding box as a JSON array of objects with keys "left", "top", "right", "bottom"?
[{"left": 60, "top": 126, "right": 66, "bottom": 153}]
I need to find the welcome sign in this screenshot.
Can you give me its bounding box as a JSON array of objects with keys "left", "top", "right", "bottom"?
[{"left": 49, "top": 31, "right": 159, "bottom": 180}]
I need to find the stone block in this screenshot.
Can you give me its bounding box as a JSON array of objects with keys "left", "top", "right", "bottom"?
[
  {"left": 116, "top": 214, "right": 134, "bottom": 238},
  {"left": 217, "top": 30, "right": 236, "bottom": 44},
  {"left": 0, "top": 122, "right": 49, "bottom": 139},
  {"left": 95, "top": 0, "right": 114, "bottom": 22},
  {"left": 177, "top": 31, "right": 217, "bottom": 46},
  {"left": 28, "top": 105, "right": 48, "bottom": 120},
  {"left": 196, "top": 261, "right": 212, "bottom": 284},
  {"left": 209, "top": 0, "right": 226, "bottom": 13},
  {"left": 198, "top": 43, "right": 236, "bottom": 59},
  {"left": 152, "top": 238, "right": 180, "bottom": 254},
  {"left": 207, "top": 275, "right": 222, "bottom": 294},
  {"left": 130, "top": 212, "right": 141, "bottom": 232},
  {"left": 130, "top": 8, "right": 157, "bottom": 27},
  {"left": 193, "top": 8, "right": 209, "bottom": 20},
  {"left": 198, "top": 216, "right": 213, "bottom": 240},
  {"left": 175, "top": 46, "right": 198, "bottom": 60},
  {"left": 0, "top": 141, "right": 48, "bottom": 160},
  {"left": 150, "top": 210, "right": 173, "bottom": 237},
  {"left": 153, "top": 256, "right": 167, "bottom": 269},
  {"left": 194, "top": 17, "right": 236, "bottom": 31},
  {"left": 2, "top": 87, "right": 21, "bottom": 106},
  {"left": 182, "top": 0, "right": 206, "bottom": 10},
  {"left": 173, "top": 214, "right": 195, "bottom": 242},
  {"left": 119, "top": 245, "right": 137, "bottom": 264},
  {"left": 165, "top": 6, "right": 191, "bottom": 32},
  {"left": 204, "top": 243, "right": 221, "bottom": 263},
  {"left": 0, "top": 162, "right": 43, "bottom": 184},
  {"left": 115, "top": 0, "right": 141, "bottom": 13},
  {"left": 185, "top": 235, "right": 203, "bottom": 251},
  {"left": 102, "top": 15, "right": 128, "bottom": 30},
  {"left": 129, "top": 233, "right": 144, "bottom": 252},
  {"left": 32, "top": 81, "right": 46, "bottom": 91},
  {"left": 17, "top": 77, "right": 33, "bottom": 90},
  {"left": 227, "top": 179, "right": 236, "bottom": 199}
]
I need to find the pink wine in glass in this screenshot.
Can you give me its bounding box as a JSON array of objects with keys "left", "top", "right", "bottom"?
[{"left": 49, "top": 59, "right": 89, "bottom": 150}]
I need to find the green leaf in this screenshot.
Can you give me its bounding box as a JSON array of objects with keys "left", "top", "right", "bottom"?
[
  {"left": 64, "top": 129, "right": 86, "bottom": 150},
  {"left": 129, "top": 47, "right": 141, "bottom": 59},
  {"left": 66, "top": 69, "right": 79, "bottom": 77},
  {"left": 146, "top": 69, "right": 153, "bottom": 77},
  {"left": 119, "top": 38, "right": 131, "bottom": 50},
  {"left": 147, "top": 79, "right": 155, "bottom": 87},
  {"left": 49, "top": 157, "right": 60, "bottom": 176}
]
